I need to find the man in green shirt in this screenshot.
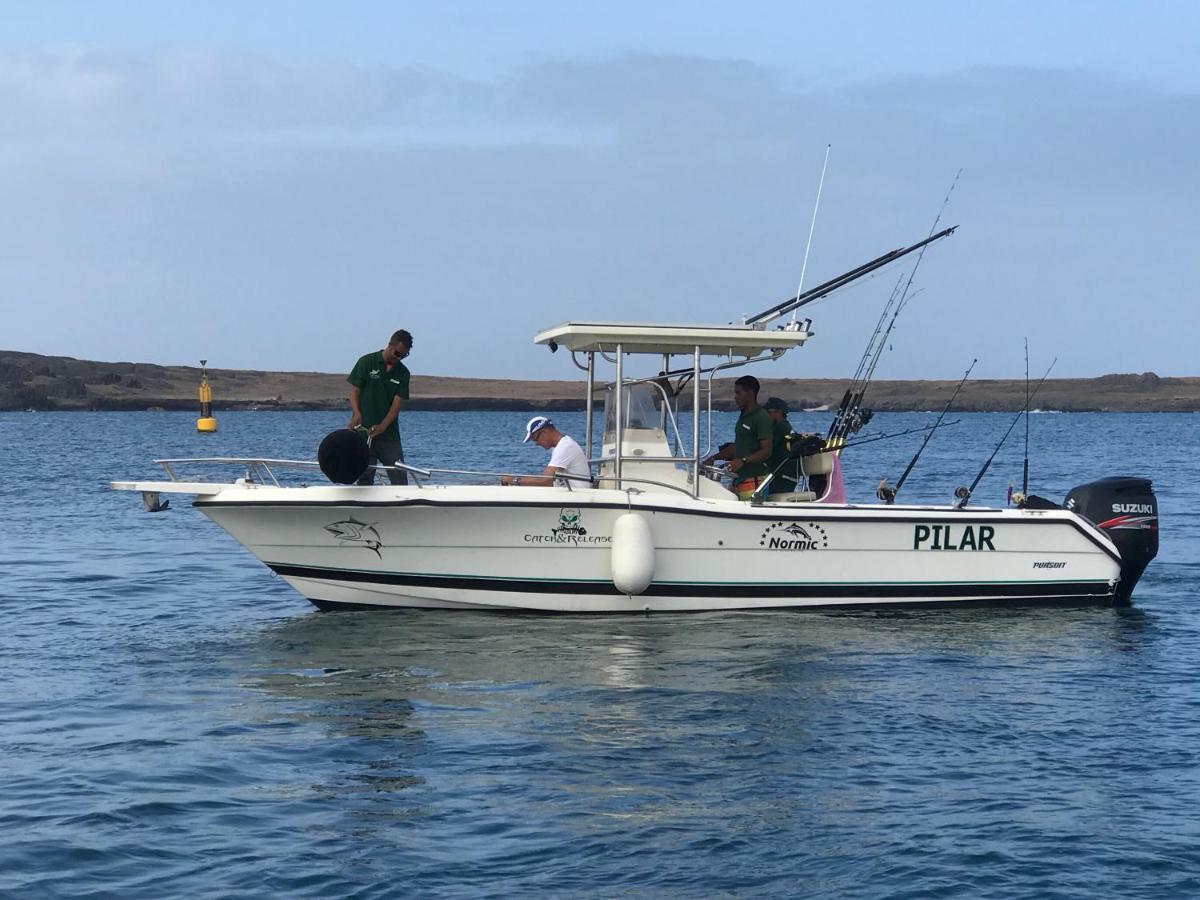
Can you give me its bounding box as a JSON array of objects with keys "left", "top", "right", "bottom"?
[
  {"left": 763, "top": 396, "right": 802, "bottom": 495},
  {"left": 348, "top": 329, "right": 412, "bottom": 485},
  {"left": 703, "top": 375, "right": 773, "bottom": 500}
]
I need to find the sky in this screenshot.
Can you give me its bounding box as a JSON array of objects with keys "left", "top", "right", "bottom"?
[{"left": 2, "top": 1, "right": 1197, "bottom": 380}]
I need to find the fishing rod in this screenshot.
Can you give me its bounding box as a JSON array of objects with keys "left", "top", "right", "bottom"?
[
  {"left": 743, "top": 226, "right": 957, "bottom": 327},
  {"left": 955, "top": 356, "right": 1057, "bottom": 509},
  {"left": 826, "top": 274, "right": 905, "bottom": 443},
  {"left": 877, "top": 358, "right": 976, "bottom": 504},
  {"left": 1022, "top": 338, "right": 1030, "bottom": 497},
  {"left": 790, "top": 144, "right": 832, "bottom": 326},
  {"left": 827, "top": 170, "right": 962, "bottom": 446},
  {"left": 826, "top": 281, "right": 922, "bottom": 446},
  {"left": 839, "top": 417, "right": 962, "bottom": 450}
]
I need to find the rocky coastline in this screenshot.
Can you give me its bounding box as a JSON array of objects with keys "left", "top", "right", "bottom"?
[{"left": 3, "top": 350, "right": 1197, "bottom": 413}]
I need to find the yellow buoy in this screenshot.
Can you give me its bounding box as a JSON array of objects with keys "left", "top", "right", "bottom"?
[{"left": 197, "top": 359, "right": 218, "bottom": 432}]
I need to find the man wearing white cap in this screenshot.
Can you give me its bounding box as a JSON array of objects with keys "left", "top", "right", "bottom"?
[{"left": 501, "top": 416, "right": 591, "bottom": 487}]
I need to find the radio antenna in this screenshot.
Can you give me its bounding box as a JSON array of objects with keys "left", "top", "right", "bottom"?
[{"left": 791, "top": 144, "right": 831, "bottom": 325}]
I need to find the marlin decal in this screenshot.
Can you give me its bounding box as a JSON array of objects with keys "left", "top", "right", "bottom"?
[{"left": 325, "top": 518, "right": 383, "bottom": 557}]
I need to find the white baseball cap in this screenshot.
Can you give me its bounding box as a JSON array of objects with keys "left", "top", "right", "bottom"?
[{"left": 523, "top": 416, "right": 553, "bottom": 442}]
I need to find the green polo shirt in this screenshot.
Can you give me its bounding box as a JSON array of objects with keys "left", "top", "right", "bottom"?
[
  {"left": 348, "top": 351, "right": 410, "bottom": 441},
  {"left": 733, "top": 406, "right": 773, "bottom": 478},
  {"left": 767, "top": 417, "right": 801, "bottom": 492}
]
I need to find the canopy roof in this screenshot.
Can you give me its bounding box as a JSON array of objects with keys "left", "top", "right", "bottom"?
[{"left": 533, "top": 321, "right": 811, "bottom": 357}]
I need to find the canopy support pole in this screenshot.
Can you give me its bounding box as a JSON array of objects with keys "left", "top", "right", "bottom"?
[
  {"left": 692, "top": 345, "right": 701, "bottom": 498},
  {"left": 585, "top": 351, "right": 595, "bottom": 461},
  {"left": 614, "top": 344, "right": 624, "bottom": 483}
]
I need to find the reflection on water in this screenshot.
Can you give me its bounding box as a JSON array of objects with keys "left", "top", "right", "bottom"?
[{"left": 223, "top": 603, "right": 1200, "bottom": 896}]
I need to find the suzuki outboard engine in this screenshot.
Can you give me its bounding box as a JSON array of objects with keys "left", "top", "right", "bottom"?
[{"left": 1065, "top": 476, "right": 1158, "bottom": 603}]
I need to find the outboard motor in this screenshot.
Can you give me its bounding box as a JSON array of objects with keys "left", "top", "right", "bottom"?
[
  {"left": 318, "top": 429, "right": 370, "bottom": 484},
  {"left": 1065, "top": 476, "right": 1159, "bottom": 603}
]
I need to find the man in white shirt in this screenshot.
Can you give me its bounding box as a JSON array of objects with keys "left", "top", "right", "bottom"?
[{"left": 501, "top": 416, "right": 592, "bottom": 487}]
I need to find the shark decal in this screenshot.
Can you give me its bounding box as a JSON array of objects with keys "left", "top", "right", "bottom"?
[{"left": 325, "top": 518, "right": 383, "bottom": 558}]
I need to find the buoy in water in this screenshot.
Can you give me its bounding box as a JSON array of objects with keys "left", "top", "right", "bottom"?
[
  {"left": 611, "top": 512, "right": 655, "bottom": 595},
  {"left": 196, "top": 359, "right": 218, "bottom": 433}
]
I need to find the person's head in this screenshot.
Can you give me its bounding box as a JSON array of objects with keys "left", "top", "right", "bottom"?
[
  {"left": 385, "top": 329, "right": 413, "bottom": 364},
  {"left": 523, "top": 415, "right": 561, "bottom": 449},
  {"left": 763, "top": 396, "right": 789, "bottom": 423},
  {"left": 733, "top": 375, "right": 760, "bottom": 412}
]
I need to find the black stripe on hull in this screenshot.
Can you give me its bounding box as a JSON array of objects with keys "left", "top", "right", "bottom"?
[
  {"left": 306, "top": 594, "right": 1122, "bottom": 613},
  {"left": 269, "top": 563, "right": 1115, "bottom": 604}
]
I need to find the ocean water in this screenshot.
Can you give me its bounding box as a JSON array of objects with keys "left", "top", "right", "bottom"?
[{"left": 1, "top": 409, "right": 1197, "bottom": 898}]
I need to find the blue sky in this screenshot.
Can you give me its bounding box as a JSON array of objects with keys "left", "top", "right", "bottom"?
[{"left": 2, "top": 2, "right": 1197, "bottom": 379}]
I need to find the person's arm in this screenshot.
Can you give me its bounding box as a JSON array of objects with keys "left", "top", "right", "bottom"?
[
  {"left": 348, "top": 385, "right": 363, "bottom": 430},
  {"left": 502, "top": 464, "right": 560, "bottom": 487},
  {"left": 729, "top": 429, "right": 773, "bottom": 474},
  {"left": 367, "top": 395, "right": 404, "bottom": 439}
]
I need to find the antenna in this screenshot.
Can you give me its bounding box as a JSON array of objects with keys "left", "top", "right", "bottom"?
[{"left": 791, "top": 144, "right": 831, "bottom": 325}]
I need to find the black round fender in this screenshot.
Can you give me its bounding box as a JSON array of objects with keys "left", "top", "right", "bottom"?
[{"left": 318, "top": 429, "right": 370, "bottom": 484}]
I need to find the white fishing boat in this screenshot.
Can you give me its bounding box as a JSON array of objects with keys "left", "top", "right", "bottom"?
[{"left": 112, "top": 234, "right": 1158, "bottom": 613}]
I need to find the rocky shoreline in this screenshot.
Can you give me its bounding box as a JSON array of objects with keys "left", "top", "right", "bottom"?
[{"left": 3, "top": 350, "right": 1197, "bottom": 413}]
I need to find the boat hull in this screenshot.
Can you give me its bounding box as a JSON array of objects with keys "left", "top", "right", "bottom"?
[{"left": 194, "top": 485, "right": 1124, "bottom": 612}]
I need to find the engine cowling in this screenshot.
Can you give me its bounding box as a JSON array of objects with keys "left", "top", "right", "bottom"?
[{"left": 1065, "top": 476, "right": 1158, "bottom": 604}]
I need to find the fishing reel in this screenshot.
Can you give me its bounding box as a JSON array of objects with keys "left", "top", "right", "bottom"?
[
  {"left": 786, "top": 432, "right": 825, "bottom": 458},
  {"left": 876, "top": 479, "right": 897, "bottom": 505},
  {"left": 846, "top": 408, "right": 874, "bottom": 435}
]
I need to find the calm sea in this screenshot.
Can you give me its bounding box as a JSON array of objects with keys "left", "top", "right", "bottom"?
[{"left": 1, "top": 410, "right": 1197, "bottom": 898}]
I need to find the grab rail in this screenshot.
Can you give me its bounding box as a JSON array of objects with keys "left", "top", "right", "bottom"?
[{"left": 149, "top": 457, "right": 715, "bottom": 498}]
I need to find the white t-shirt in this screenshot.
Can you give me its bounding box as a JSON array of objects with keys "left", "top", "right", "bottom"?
[{"left": 548, "top": 435, "right": 591, "bottom": 485}]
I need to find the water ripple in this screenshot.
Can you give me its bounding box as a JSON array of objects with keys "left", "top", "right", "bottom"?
[{"left": 0, "top": 411, "right": 1198, "bottom": 898}]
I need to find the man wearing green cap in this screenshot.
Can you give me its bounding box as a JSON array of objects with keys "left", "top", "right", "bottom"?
[{"left": 763, "top": 396, "right": 801, "bottom": 495}]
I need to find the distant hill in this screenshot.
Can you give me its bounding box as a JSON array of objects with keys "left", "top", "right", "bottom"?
[{"left": 2, "top": 350, "right": 1198, "bottom": 412}]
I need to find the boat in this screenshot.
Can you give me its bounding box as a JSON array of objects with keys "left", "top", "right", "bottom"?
[{"left": 112, "top": 234, "right": 1159, "bottom": 613}]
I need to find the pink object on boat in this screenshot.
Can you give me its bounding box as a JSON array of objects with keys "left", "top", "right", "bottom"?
[{"left": 817, "top": 454, "right": 847, "bottom": 504}]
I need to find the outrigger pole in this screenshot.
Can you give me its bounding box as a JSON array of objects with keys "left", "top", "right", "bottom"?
[
  {"left": 743, "top": 226, "right": 957, "bottom": 327},
  {"left": 956, "top": 356, "right": 1057, "bottom": 509}
]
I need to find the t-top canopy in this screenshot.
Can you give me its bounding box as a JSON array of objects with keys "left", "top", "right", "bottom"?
[{"left": 533, "top": 321, "right": 811, "bottom": 357}]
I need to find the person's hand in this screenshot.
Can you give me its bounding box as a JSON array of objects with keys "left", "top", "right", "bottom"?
[
  {"left": 728, "top": 457, "right": 744, "bottom": 474},
  {"left": 367, "top": 424, "right": 381, "bottom": 439},
  {"left": 500, "top": 474, "right": 517, "bottom": 486},
  {"left": 348, "top": 413, "right": 362, "bottom": 430}
]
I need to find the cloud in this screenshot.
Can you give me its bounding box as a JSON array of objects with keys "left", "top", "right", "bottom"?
[{"left": 0, "top": 49, "right": 1195, "bottom": 380}]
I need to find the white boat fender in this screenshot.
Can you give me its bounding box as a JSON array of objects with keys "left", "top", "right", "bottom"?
[{"left": 611, "top": 513, "right": 655, "bottom": 595}]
